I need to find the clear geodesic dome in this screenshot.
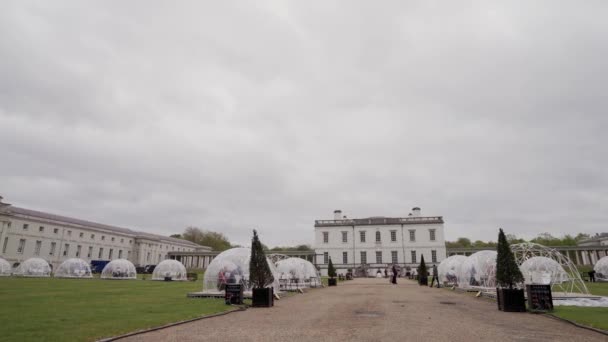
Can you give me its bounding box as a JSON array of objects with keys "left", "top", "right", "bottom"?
[
  {"left": 438, "top": 255, "right": 467, "bottom": 286},
  {"left": 457, "top": 250, "right": 497, "bottom": 289},
  {"left": 519, "top": 256, "right": 568, "bottom": 284},
  {"left": 55, "top": 258, "right": 93, "bottom": 278},
  {"left": 152, "top": 259, "right": 187, "bottom": 281},
  {"left": 275, "top": 257, "right": 322, "bottom": 290},
  {"left": 13, "top": 257, "right": 51, "bottom": 277},
  {"left": 101, "top": 259, "right": 137, "bottom": 280},
  {"left": 0, "top": 257, "right": 11, "bottom": 276},
  {"left": 595, "top": 256, "right": 608, "bottom": 281},
  {"left": 202, "top": 247, "right": 280, "bottom": 294}
]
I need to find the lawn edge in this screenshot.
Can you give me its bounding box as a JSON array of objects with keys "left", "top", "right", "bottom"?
[
  {"left": 96, "top": 306, "right": 246, "bottom": 342},
  {"left": 544, "top": 313, "right": 608, "bottom": 336}
]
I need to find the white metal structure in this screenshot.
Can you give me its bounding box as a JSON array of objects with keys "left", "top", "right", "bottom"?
[
  {"left": 0, "top": 257, "right": 11, "bottom": 276},
  {"left": 13, "top": 257, "right": 51, "bottom": 277},
  {"left": 457, "top": 250, "right": 497, "bottom": 289},
  {"left": 152, "top": 259, "right": 187, "bottom": 281},
  {"left": 511, "top": 242, "right": 589, "bottom": 295},
  {"left": 101, "top": 259, "right": 137, "bottom": 280},
  {"left": 438, "top": 255, "right": 467, "bottom": 286},
  {"left": 202, "top": 247, "right": 280, "bottom": 295},
  {"left": 55, "top": 258, "right": 93, "bottom": 278},
  {"left": 595, "top": 256, "right": 608, "bottom": 282},
  {"left": 275, "top": 257, "right": 323, "bottom": 290}
]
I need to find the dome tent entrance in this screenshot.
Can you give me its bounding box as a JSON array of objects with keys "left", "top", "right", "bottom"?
[
  {"left": 0, "top": 257, "right": 12, "bottom": 276},
  {"left": 101, "top": 259, "right": 137, "bottom": 280},
  {"left": 55, "top": 258, "right": 93, "bottom": 278},
  {"left": 152, "top": 260, "right": 187, "bottom": 281},
  {"left": 457, "top": 250, "right": 497, "bottom": 289},
  {"left": 13, "top": 257, "right": 51, "bottom": 277},
  {"left": 202, "top": 247, "right": 280, "bottom": 295},
  {"left": 438, "top": 255, "right": 467, "bottom": 286},
  {"left": 595, "top": 256, "right": 608, "bottom": 282}
]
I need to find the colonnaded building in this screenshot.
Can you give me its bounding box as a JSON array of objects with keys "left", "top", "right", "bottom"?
[
  {"left": 314, "top": 207, "right": 446, "bottom": 276},
  {"left": 0, "top": 196, "right": 210, "bottom": 270}
]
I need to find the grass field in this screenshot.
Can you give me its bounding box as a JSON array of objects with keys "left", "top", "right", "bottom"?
[
  {"left": 0, "top": 277, "right": 231, "bottom": 342},
  {"left": 551, "top": 281, "right": 608, "bottom": 331}
]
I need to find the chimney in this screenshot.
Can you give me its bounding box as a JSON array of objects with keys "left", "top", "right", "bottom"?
[
  {"left": 412, "top": 207, "right": 421, "bottom": 217},
  {"left": 334, "top": 210, "right": 342, "bottom": 220}
]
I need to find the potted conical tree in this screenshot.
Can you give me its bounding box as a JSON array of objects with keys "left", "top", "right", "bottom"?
[
  {"left": 327, "top": 258, "right": 337, "bottom": 286},
  {"left": 496, "top": 228, "right": 526, "bottom": 312},
  {"left": 418, "top": 255, "right": 428, "bottom": 286},
  {"left": 249, "top": 230, "right": 275, "bottom": 307}
]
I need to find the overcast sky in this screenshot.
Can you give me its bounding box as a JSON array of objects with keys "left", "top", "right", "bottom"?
[{"left": 1, "top": 1, "right": 607, "bottom": 247}]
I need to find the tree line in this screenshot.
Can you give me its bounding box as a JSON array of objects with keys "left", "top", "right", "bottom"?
[{"left": 446, "top": 232, "right": 591, "bottom": 248}]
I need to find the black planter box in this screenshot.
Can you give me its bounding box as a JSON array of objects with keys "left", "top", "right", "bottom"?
[
  {"left": 252, "top": 287, "right": 274, "bottom": 307},
  {"left": 496, "top": 288, "right": 526, "bottom": 312},
  {"left": 225, "top": 284, "right": 244, "bottom": 305},
  {"left": 164, "top": 276, "right": 172, "bottom": 281},
  {"left": 328, "top": 278, "right": 337, "bottom": 286},
  {"left": 419, "top": 276, "right": 428, "bottom": 286},
  {"left": 526, "top": 284, "right": 553, "bottom": 312}
]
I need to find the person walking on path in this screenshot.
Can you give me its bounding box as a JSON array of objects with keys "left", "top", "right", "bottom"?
[
  {"left": 391, "top": 265, "right": 398, "bottom": 285},
  {"left": 589, "top": 270, "right": 596, "bottom": 282},
  {"left": 430, "top": 264, "right": 439, "bottom": 288}
]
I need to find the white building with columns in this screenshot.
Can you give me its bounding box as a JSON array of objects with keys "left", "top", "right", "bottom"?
[
  {"left": 314, "top": 207, "right": 446, "bottom": 276},
  {"left": 0, "top": 196, "right": 210, "bottom": 270}
]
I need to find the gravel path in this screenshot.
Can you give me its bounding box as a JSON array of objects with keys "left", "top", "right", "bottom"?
[{"left": 120, "top": 278, "right": 606, "bottom": 342}]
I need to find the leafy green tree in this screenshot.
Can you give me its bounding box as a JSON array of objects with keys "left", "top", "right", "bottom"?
[
  {"left": 169, "top": 234, "right": 182, "bottom": 238},
  {"left": 181, "top": 227, "right": 232, "bottom": 251},
  {"left": 249, "top": 230, "right": 274, "bottom": 288},
  {"left": 418, "top": 254, "right": 428, "bottom": 280},
  {"left": 327, "top": 258, "right": 337, "bottom": 278},
  {"left": 496, "top": 228, "right": 524, "bottom": 289}
]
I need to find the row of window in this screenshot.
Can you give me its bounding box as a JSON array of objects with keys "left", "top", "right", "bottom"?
[
  {"left": 325, "top": 229, "right": 436, "bottom": 244},
  {"left": 7, "top": 237, "right": 133, "bottom": 259},
  {"left": 323, "top": 250, "right": 438, "bottom": 264}
]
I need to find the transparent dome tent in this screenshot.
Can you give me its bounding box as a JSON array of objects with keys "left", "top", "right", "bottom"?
[
  {"left": 595, "top": 256, "right": 608, "bottom": 282},
  {"left": 202, "top": 247, "right": 280, "bottom": 295},
  {"left": 519, "top": 256, "right": 568, "bottom": 285},
  {"left": 13, "top": 257, "right": 51, "bottom": 277},
  {"left": 0, "top": 257, "right": 11, "bottom": 276},
  {"left": 55, "top": 258, "right": 93, "bottom": 278},
  {"left": 438, "top": 255, "right": 467, "bottom": 286},
  {"left": 101, "top": 259, "right": 137, "bottom": 280},
  {"left": 511, "top": 242, "right": 589, "bottom": 295},
  {"left": 275, "top": 257, "right": 322, "bottom": 290},
  {"left": 457, "top": 250, "right": 497, "bottom": 289},
  {"left": 152, "top": 259, "right": 187, "bottom": 281}
]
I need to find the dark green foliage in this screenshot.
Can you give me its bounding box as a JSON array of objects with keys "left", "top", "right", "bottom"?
[
  {"left": 249, "top": 230, "right": 274, "bottom": 288},
  {"left": 328, "top": 258, "right": 337, "bottom": 278},
  {"left": 418, "top": 254, "right": 428, "bottom": 278},
  {"left": 496, "top": 228, "right": 524, "bottom": 289}
]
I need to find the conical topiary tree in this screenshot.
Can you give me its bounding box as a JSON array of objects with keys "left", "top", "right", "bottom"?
[
  {"left": 249, "top": 230, "right": 274, "bottom": 288},
  {"left": 496, "top": 228, "right": 523, "bottom": 289},
  {"left": 418, "top": 254, "right": 428, "bottom": 284},
  {"left": 328, "top": 258, "right": 337, "bottom": 278}
]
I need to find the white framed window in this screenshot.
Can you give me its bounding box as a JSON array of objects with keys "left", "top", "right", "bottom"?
[
  {"left": 109, "top": 249, "right": 114, "bottom": 259},
  {"left": 88, "top": 246, "right": 93, "bottom": 258},
  {"left": 342, "top": 231, "right": 348, "bottom": 243},
  {"left": 67, "top": 230, "right": 72, "bottom": 236},
  {"left": 323, "top": 232, "right": 329, "bottom": 244},
  {"left": 409, "top": 230, "right": 416, "bottom": 242},
  {"left": 118, "top": 250, "right": 123, "bottom": 259},
  {"left": 22, "top": 224, "right": 29, "bottom": 231},
  {"left": 391, "top": 251, "right": 398, "bottom": 264},
  {"left": 39, "top": 226, "right": 44, "bottom": 232},
  {"left": 91, "top": 234, "right": 95, "bottom": 239},
  {"left": 17, "top": 239, "right": 26, "bottom": 253},
  {"left": 375, "top": 231, "right": 381, "bottom": 243},
  {"left": 127, "top": 251, "right": 131, "bottom": 259},
  {"left": 34, "top": 241, "right": 42, "bottom": 256},
  {"left": 50, "top": 242, "right": 56, "bottom": 255},
  {"left": 429, "top": 229, "right": 436, "bottom": 241},
  {"left": 98, "top": 248, "right": 104, "bottom": 259},
  {"left": 53, "top": 228, "right": 59, "bottom": 234},
  {"left": 360, "top": 251, "right": 367, "bottom": 264},
  {"left": 121, "top": 238, "right": 124, "bottom": 243},
  {"left": 360, "top": 231, "right": 366, "bottom": 243},
  {"left": 342, "top": 251, "right": 348, "bottom": 264},
  {"left": 111, "top": 237, "right": 115, "bottom": 242},
  {"left": 76, "top": 245, "right": 82, "bottom": 257},
  {"left": 146, "top": 252, "right": 151, "bottom": 262},
  {"left": 63, "top": 244, "right": 70, "bottom": 257},
  {"left": 79, "top": 232, "right": 84, "bottom": 238},
  {"left": 411, "top": 250, "right": 417, "bottom": 264},
  {"left": 432, "top": 250, "right": 437, "bottom": 263},
  {"left": 323, "top": 252, "right": 329, "bottom": 264},
  {"left": 101, "top": 236, "right": 105, "bottom": 241},
  {"left": 2, "top": 237, "right": 8, "bottom": 254},
  {"left": 376, "top": 251, "right": 382, "bottom": 264},
  {"left": 390, "top": 230, "right": 397, "bottom": 242}
]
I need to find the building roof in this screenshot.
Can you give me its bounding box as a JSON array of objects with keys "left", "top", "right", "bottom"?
[
  {"left": 314, "top": 216, "right": 444, "bottom": 227},
  {"left": 8, "top": 206, "right": 205, "bottom": 249}
]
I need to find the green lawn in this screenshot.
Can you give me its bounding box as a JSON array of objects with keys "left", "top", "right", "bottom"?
[
  {"left": 551, "top": 306, "right": 608, "bottom": 331},
  {"left": 0, "top": 277, "right": 231, "bottom": 342},
  {"left": 581, "top": 282, "right": 608, "bottom": 297}
]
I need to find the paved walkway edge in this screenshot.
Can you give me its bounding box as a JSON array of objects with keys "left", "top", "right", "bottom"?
[
  {"left": 96, "top": 306, "right": 247, "bottom": 342},
  {"left": 544, "top": 313, "right": 608, "bottom": 336}
]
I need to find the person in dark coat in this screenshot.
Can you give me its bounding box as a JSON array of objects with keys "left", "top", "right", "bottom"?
[
  {"left": 391, "top": 265, "right": 398, "bottom": 284},
  {"left": 430, "top": 264, "right": 439, "bottom": 288}
]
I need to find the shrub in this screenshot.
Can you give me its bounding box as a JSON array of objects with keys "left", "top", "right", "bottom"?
[
  {"left": 249, "top": 230, "right": 274, "bottom": 288},
  {"left": 496, "top": 228, "right": 524, "bottom": 289},
  {"left": 328, "top": 258, "right": 337, "bottom": 278}
]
